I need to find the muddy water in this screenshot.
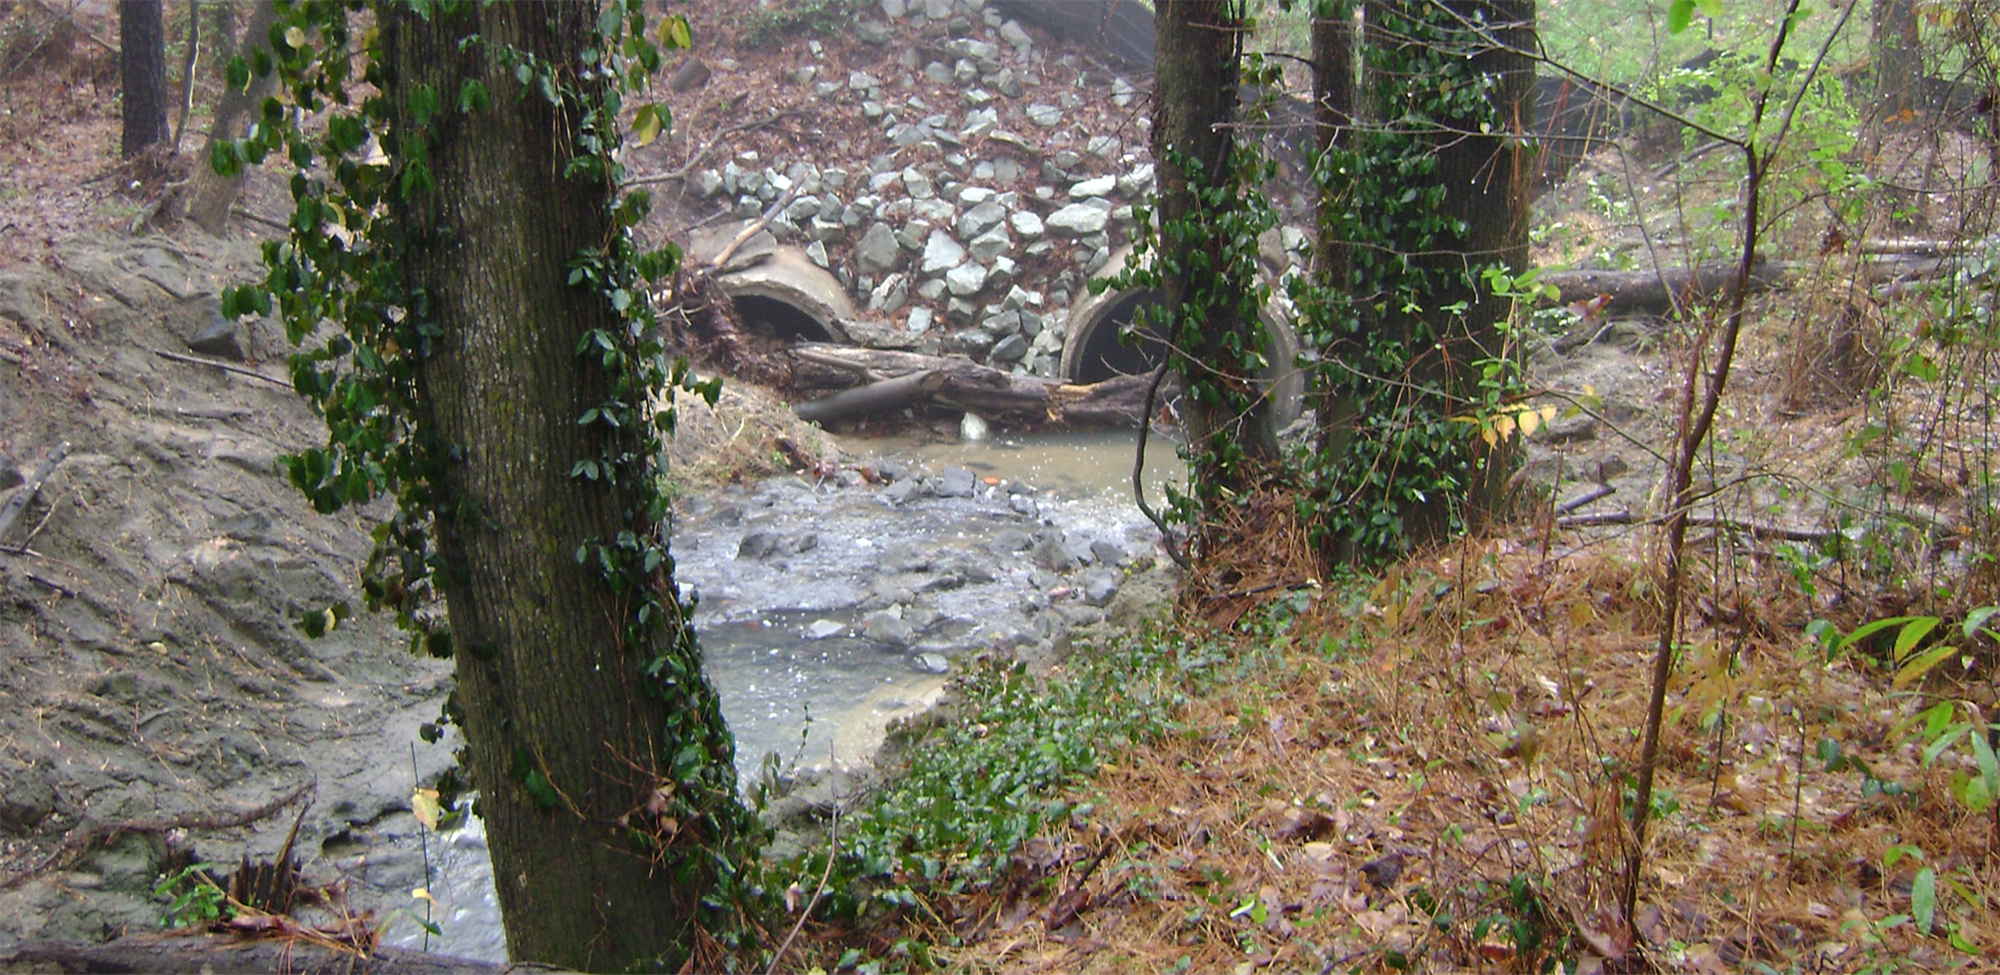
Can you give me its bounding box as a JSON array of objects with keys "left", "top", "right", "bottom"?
[{"left": 372, "top": 429, "right": 1182, "bottom": 962}]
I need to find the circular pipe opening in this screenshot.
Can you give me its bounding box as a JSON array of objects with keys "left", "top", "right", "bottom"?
[
  {"left": 1069, "top": 288, "right": 1168, "bottom": 384},
  {"left": 731, "top": 294, "right": 836, "bottom": 344},
  {"left": 1065, "top": 289, "right": 1305, "bottom": 432}
]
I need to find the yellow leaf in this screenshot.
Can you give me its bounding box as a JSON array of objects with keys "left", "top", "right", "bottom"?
[
  {"left": 632, "top": 104, "right": 664, "bottom": 147},
  {"left": 412, "top": 887, "right": 438, "bottom": 905},
  {"left": 412, "top": 788, "right": 441, "bottom": 830},
  {"left": 1493, "top": 414, "right": 1517, "bottom": 441},
  {"left": 1516, "top": 407, "right": 1541, "bottom": 437},
  {"left": 284, "top": 25, "right": 306, "bottom": 49},
  {"left": 1480, "top": 425, "right": 1498, "bottom": 448},
  {"left": 1539, "top": 404, "right": 1557, "bottom": 423},
  {"left": 659, "top": 14, "right": 692, "bottom": 51}
]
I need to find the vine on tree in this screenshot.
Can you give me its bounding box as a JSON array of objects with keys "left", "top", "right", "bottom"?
[
  {"left": 212, "top": 0, "right": 764, "bottom": 945},
  {"left": 1290, "top": 0, "right": 1526, "bottom": 565}
]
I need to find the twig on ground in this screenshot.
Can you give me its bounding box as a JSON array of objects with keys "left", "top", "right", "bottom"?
[
  {"left": 702, "top": 183, "right": 800, "bottom": 271},
  {"left": 150, "top": 347, "right": 291, "bottom": 388},
  {"left": 1555, "top": 482, "right": 1615, "bottom": 515},
  {"left": 1, "top": 778, "right": 316, "bottom": 891},
  {"left": 626, "top": 110, "right": 803, "bottom": 190},
  {"left": 0, "top": 441, "right": 70, "bottom": 546}
]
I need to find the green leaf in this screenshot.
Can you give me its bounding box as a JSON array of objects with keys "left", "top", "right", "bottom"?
[
  {"left": 1893, "top": 615, "right": 1940, "bottom": 661},
  {"left": 660, "top": 14, "right": 692, "bottom": 51},
  {"left": 457, "top": 79, "right": 488, "bottom": 114},
  {"left": 1962, "top": 605, "right": 1999, "bottom": 640},
  {"left": 632, "top": 103, "right": 664, "bottom": 147},
  {"left": 1695, "top": 0, "right": 1723, "bottom": 16},
  {"left": 1666, "top": 0, "right": 1694, "bottom": 34},
  {"left": 225, "top": 56, "right": 251, "bottom": 93},
  {"left": 1971, "top": 722, "right": 1999, "bottom": 798},
  {"left": 1911, "top": 866, "right": 1936, "bottom": 935},
  {"left": 524, "top": 769, "right": 559, "bottom": 810}
]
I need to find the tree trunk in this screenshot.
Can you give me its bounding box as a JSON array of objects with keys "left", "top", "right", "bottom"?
[
  {"left": 170, "top": 0, "right": 277, "bottom": 234},
  {"left": 379, "top": 4, "right": 744, "bottom": 969},
  {"left": 1871, "top": 0, "right": 1920, "bottom": 121},
  {"left": 119, "top": 0, "right": 170, "bottom": 157},
  {"left": 1370, "top": 0, "right": 1534, "bottom": 541},
  {"left": 1153, "top": 0, "right": 1274, "bottom": 512},
  {"left": 1310, "top": 0, "right": 1357, "bottom": 476}
]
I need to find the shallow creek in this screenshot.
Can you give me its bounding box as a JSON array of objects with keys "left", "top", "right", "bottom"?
[{"left": 360, "top": 430, "right": 1182, "bottom": 961}]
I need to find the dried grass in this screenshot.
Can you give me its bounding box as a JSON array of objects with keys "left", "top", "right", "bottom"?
[{"left": 922, "top": 523, "right": 1997, "bottom": 973}]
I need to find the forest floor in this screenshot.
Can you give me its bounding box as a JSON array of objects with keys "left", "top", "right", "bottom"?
[{"left": 0, "top": 3, "right": 1996, "bottom": 974}]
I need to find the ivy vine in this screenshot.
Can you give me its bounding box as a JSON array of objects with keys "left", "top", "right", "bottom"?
[
  {"left": 212, "top": 0, "right": 763, "bottom": 950},
  {"left": 1290, "top": 0, "right": 1526, "bottom": 565}
]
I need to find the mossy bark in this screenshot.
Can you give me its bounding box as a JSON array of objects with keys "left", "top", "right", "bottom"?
[{"left": 379, "top": 4, "right": 742, "bottom": 969}]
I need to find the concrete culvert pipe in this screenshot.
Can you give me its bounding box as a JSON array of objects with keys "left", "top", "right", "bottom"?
[
  {"left": 1062, "top": 249, "right": 1305, "bottom": 433},
  {"left": 712, "top": 248, "right": 854, "bottom": 345},
  {"left": 685, "top": 222, "right": 855, "bottom": 345}
]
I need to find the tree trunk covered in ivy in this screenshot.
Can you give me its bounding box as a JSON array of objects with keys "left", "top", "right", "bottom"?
[
  {"left": 1309, "top": 0, "right": 1357, "bottom": 479},
  {"left": 378, "top": 4, "right": 745, "bottom": 969},
  {"left": 1152, "top": 0, "right": 1277, "bottom": 515},
  {"left": 118, "top": 0, "right": 170, "bottom": 157},
  {"left": 1373, "top": 0, "right": 1532, "bottom": 543}
]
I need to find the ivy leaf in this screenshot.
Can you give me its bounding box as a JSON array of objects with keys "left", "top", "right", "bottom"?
[
  {"left": 632, "top": 103, "right": 665, "bottom": 147},
  {"left": 458, "top": 79, "right": 488, "bottom": 114},
  {"left": 412, "top": 788, "right": 441, "bottom": 830},
  {"left": 1666, "top": 0, "right": 1694, "bottom": 34},
  {"left": 659, "top": 14, "right": 692, "bottom": 51},
  {"left": 524, "top": 769, "right": 559, "bottom": 810}
]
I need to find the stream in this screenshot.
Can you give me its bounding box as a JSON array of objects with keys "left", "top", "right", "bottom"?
[{"left": 353, "top": 430, "right": 1183, "bottom": 962}]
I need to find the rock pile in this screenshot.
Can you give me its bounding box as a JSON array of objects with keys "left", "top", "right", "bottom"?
[{"left": 681, "top": 0, "right": 1162, "bottom": 380}]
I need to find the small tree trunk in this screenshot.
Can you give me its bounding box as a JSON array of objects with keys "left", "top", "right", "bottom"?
[
  {"left": 119, "top": 0, "right": 171, "bottom": 157},
  {"left": 170, "top": 0, "right": 277, "bottom": 234},
  {"left": 1871, "top": 0, "right": 1920, "bottom": 122}
]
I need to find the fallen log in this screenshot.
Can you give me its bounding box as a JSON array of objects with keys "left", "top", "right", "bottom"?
[
  {"left": 794, "top": 368, "right": 945, "bottom": 424},
  {"left": 0, "top": 933, "right": 553, "bottom": 974},
  {"left": 1542, "top": 260, "right": 1784, "bottom": 315},
  {"left": 779, "top": 342, "right": 1168, "bottom": 430}
]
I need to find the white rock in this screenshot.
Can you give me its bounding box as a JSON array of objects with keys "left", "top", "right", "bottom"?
[
  {"left": 967, "top": 225, "right": 1012, "bottom": 262},
  {"left": 1117, "top": 163, "right": 1156, "bottom": 197},
  {"left": 1045, "top": 203, "right": 1109, "bottom": 236},
  {"left": 1069, "top": 175, "right": 1116, "bottom": 199},
  {"left": 920, "top": 230, "right": 966, "bottom": 274},
  {"left": 945, "top": 261, "right": 989, "bottom": 296}
]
